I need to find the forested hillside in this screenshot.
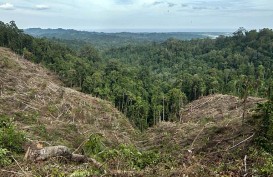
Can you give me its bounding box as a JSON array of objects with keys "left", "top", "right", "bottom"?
[
  {"left": 24, "top": 28, "right": 226, "bottom": 50},
  {"left": 1, "top": 21, "right": 272, "bottom": 131}
]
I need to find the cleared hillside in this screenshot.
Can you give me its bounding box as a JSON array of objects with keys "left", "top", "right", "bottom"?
[
  {"left": 0, "top": 47, "right": 139, "bottom": 176},
  {"left": 182, "top": 94, "right": 265, "bottom": 123},
  {"left": 140, "top": 94, "right": 267, "bottom": 176},
  {"left": 0, "top": 47, "right": 136, "bottom": 145}
]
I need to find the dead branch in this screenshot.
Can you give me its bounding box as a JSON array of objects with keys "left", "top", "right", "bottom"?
[
  {"left": 24, "top": 147, "right": 30, "bottom": 161},
  {"left": 190, "top": 123, "right": 210, "bottom": 150},
  {"left": 1, "top": 169, "right": 24, "bottom": 176},
  {"left": 72, "top": 139, "right": 89, "bottom": 154},
  {"left": 244, "top": 155, "right": 247, "bottom": 176},
  {"left": 11, "top": 155, "right": 28, "bottom": 176},
  {"left": 226, "top": 133, "right": 255, "bottom": 151}
]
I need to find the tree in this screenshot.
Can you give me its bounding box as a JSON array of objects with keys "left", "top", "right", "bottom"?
[
  {"left": 233, "top": 27, "right": 247, "bottom": 37},
  {"left": 255, "top": 80, "right": 273, "bottom": 152},
  {"left": 167, "top": 88, "right": 187, "bottom": 122},
  {"left": 79, "top": 45, "right": 101, "bottom": 63}
]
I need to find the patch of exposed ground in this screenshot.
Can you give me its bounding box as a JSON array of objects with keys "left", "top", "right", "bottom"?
[{"left": 181, "top": 94, "right": 265, "bottom": 123}]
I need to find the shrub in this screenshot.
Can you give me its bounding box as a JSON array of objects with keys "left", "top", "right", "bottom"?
[
  {"left": 100, "top": 144, "right": 160, "bottom": 170},
  {"left": 255, "top": 99, "right": 273, "bottom": 152},
  {"left": 0, "top": 115, "right": 25, "bottom": 153},
  {"left": 83, "top": 134, "right": 105, "bottom": 156},
  {"left": 83, "top": 134, "right": 160, "bottom": 170},
  {"left": 249, "top": 147, "right": 273, "bottom": 175},
  {"left": 0, "top": 148, "right": 12, "bottom": 167},
  {"left": 0, "top": 115, "right": 12, "bottom": 128}
]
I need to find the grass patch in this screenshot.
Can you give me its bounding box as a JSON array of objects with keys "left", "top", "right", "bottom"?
[
  {"left": 0, "top": 56, "right": 20, "bottom": 69},
  {"left": 14, "top": 111, "right": 39, "bottom": 124}
]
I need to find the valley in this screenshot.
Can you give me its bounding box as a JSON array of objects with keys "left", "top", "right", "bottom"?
[{"left": 0, "top": 21, "right": 273, "bottom": 176}]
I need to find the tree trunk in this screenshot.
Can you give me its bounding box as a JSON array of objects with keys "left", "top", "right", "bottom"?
[
  {"left": 26, "top": 145, "right": 101, "bottom": 167},
  {"left": 163, "top": 95, "right": 165, "bottom": 121}
]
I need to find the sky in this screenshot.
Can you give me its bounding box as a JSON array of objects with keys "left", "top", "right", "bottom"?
[{"left": 0, "top": 0, "right": 273, "bottom": 32}]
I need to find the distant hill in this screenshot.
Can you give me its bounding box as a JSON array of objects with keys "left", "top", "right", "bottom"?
[{"left": 24, "top": 28, "right": 229, "bottom": 49}]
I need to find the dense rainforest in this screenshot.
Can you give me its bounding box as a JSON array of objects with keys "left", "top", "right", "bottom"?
[{"left": 1, "top": 21, "right": 272, "bottom": 131}]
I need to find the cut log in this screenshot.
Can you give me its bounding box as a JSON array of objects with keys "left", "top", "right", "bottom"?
[
  {"left": 26, "top": 145, "right": 102, "bottom": 167},
  {"left": 28, "top": 145, "right": 72, "bottom": 161},
  {"left": 71, "top": 154, "right": 88, "bottom": 163}
]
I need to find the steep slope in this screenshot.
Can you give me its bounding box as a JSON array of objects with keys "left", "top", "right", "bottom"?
[
  {"left": 0, "top": 47, "right": 136, "bottom": 146},
  {"left": 140, "top": 94, "right": 266, "bottom": 176},
  {"left": 0, "top": 47, "right": 140, "bottom": 176},
  {"left": 0, "top": 48, "right": 143, "bottom": 176}
]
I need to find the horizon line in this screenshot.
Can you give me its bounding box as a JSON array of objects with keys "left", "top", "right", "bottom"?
[{"left": 24, "top": 27, "right": 237, "bottom": 33}]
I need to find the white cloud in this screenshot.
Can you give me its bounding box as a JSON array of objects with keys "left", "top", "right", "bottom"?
[
  {"left": 1, "top": 0, "right": 273, "bottom": 30},
  {"left": 35, "top": 4, "right": 50, "bottom": 10},
  {"left": 0, "top": 3, "right": 14, "bottom": 10}
]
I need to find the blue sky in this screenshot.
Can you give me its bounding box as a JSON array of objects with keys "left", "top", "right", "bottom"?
[{"left": 0, "top": 0, "right": 273, "bottom": 32}]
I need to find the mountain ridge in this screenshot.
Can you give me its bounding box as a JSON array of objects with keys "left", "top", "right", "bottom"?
[{"left": 24, "top": 28, "right": 228, "bottom": 49}]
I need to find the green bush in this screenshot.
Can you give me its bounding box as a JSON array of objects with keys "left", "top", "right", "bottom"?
[
  {"left": 249, "top": 147, "right": 273, "bottom": 175},
  {"left": 0, "top": 115, "right": 25, "bottom": 153},
  {"left": 0, "top": 148, "right": 12, "bottom": 167},
  {"left": 259, "top": 154, "right": 273, "bottom": 175},
  {"left": 83, "top": 134, "right": 105, "bottom": 156},
  {"left": 100, "top": 144, "right": 160, "bottom": 170},
  {"left": 255, "top": 99, "right": 273, "bottom": 152},
  {"left": 83, "top": 134, "right": 160, "bottom": 170},
  {"left": 0, "top": 115, "right": 12, "bottom": 128},
  {"left": 69, "top": 168, "right": 102, "bottom": 177}
]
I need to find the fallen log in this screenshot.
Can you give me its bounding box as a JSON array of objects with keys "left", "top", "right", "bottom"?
[
  {"left": 23, "top": 145, "right": 143, "bottom": 176},
  {"left": 29, "top": 145, "right": 71, "bottom": 161},
  {"left": 26, "top": 145, "right": 102, "bottom": 168}
]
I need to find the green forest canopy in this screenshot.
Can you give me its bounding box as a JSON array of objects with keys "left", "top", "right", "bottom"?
[
  {"left": 24, "top": 28, "right": 226, "bottom": 50},
  {"left": 1, "top": 21, "right": 272, "bottom": 130}
]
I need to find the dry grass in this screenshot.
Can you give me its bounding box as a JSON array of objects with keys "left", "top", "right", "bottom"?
[
  {"left": 139, "top": 94, "right": 266, "bottom": 176},
  {"left": 181, "top": 94, "right": 265, "bottom": 123},
  {"left": 0, "top": 47, "right": 141, "bottom": 176},
  {"left": 0, "top": 47, "right": 136, "bottom": 149}
]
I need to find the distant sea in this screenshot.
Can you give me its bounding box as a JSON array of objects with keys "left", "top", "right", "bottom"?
[{"left": 82, "top": 29, "right": 233, "bottom": 39}]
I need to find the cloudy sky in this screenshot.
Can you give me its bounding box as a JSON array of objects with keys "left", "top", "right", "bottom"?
[{"left": 0, "top": 0, "right": 273, "bottom": 32}]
